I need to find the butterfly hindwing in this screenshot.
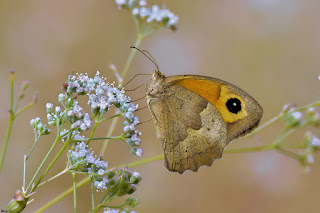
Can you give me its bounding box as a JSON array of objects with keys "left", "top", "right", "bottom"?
[{"left": 148, "top": 81, "right": 228, "bottom": 173}]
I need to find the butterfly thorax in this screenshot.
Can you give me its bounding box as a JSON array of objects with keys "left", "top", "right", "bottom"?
[{"left": 147, "top": 71, "right": 166, "bottom": 98}]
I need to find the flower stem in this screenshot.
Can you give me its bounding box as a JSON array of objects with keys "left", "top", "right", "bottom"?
[
  {"left": 98, "top": 113, "right": 121, "bottom": 123},
  {"left": 23, "top": 155, "right": 27, "bottom": 192},
  {"left": 244, "top": 113, "right": 283, "bottom": 138},
  {"left": 0, "top": 73, "right": 15, "bottom": 172},
  {"left": 91, "top": 177, "right": 95, "bottom": 209},
  {"left": 120, "top": 38, "right": 142, "bottom": 80},
  {"left": 72, "top": 173, "right": 77, "bottom": 213},
  {"left": 86, "top": 121, "right": 99, "bottom": 145},
  {"left": 272, "top": 128, "right": 296, "bottom": 147},
  {"left": 100, "top": 116, "right": 120, "bottom": 155},
  {"left": 34, "top": 175, "right": 89, "bottom": 213},
  {"left": 74, "top": 136, "right": 122, "bottom": 142},
  {"left": 15, "top": 102, "right": 36, "bottom": 117},
  {"left": 245, "top": 99, "right": 320, "bottom": 138},
  {"left": 275, "top": 146, "right": 301, "bottom": 160},
  {"left": 26, "top": 131, "right": 62, "bottom": 192},
  {"left": 27, "top": 135, "right": 40, "bottom": 159},
  {"left": 0, "top": 112, "right": 14, "bottom": 172},
  {"left": 31, "top": 138, "right": 71, "bottom": 193},
  {"left": 38, "top": 166, "right": 71, "bottom": 187},
  {"left": 224, "top": 144, "right": 275, "bottom": 153}
]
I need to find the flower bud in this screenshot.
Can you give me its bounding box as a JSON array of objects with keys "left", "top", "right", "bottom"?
[
  {"left": 305, "top": 108, "right": 320, "bottom": 127},
  {"left": 285, "top": 111, "right": 303, "bottom": 128},
  {"left": 124, "top": 197, "right": 139, "bottom": 208},
  {"left": 5, "top": 190, "right": 27, "bottom": 213},
  {"left": 46, "top": 103, "right": 53, "bottom": 114},
  {"left": 21, "top": 80, "right": 30, "bottom": 92}
]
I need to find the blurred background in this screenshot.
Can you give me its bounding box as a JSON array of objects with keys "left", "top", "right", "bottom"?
[{"left": 0, "top": 0, "right": 320, "bottom": 212}]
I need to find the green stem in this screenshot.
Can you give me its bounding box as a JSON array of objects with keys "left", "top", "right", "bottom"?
[
  {"left": 125, "top": 154, "right": 164, "bottom": 168},
  {"left": 133, "top": 16, "right": 140, "bottom": 39},
  {"left": 72, "top": 173, "right": 77, "bottom": 213},
  {"left": 275, "top": 146, "right": 301, "bottom": 160},
  {"left": 245, "top": 99, "right": 320, "bottom": 138},
  {"left": 34, "top": 175, "right": 89, "bottom": 213},
  {"left": 13, "top": 94, "right": 23, "bottom": 115},
  {"left": 26, "top": 131, "right": 62, "bottom": 192},
  {"left": 0, "top": 73, "right": 15, "bottom": 172},
  {"left": 140, "top": 24, "right": 161, "bottom": 39},
  {"left": 98, "top": 113, "right": 121, "bottom": 123},
  {"left": 38, "top": 167, "right": 70, "bottom": 187},
  {"left": 244, "top": 114, "right": 283, "bottom": 138},
  {"left": 15, "top": 102, "right": 35, "bottom": 117},
  {"left": 27, "top": 135, "right": 40, "bottom": 159},
  {"left": 272, "top": 128, "right": 296, "bottom": 147},
  {"left": 0, "top": 112, "right": 14, "bottom": 172},
  {"left": 74, "top": 136, "right": 122, "bottom": 142},
  {"left": 23, "top": 155, "right": 27, "bottom": 192},
  {"left": 86, "top": 121, "right": 99, "bottom": 145},
  {"left": 100, "top": 116, "right": 120, "bottom": 155},
  {"left": 91, "top": 177, "right": 95, "bottom": 209},
  {"left": 92, "top": 185, "right": 121, "bottom": 213},
  {"left": 120, "top": 38, "right": 142, "bottom": 80},
  {"left": 31, "top": 139, "right": 71, "bottom": 193},
  {"left": 224, "top": 144, "right": 275, "bottom": 153},
  {"left": 294, "top": 100, "right": 320, "bottom": 111}
]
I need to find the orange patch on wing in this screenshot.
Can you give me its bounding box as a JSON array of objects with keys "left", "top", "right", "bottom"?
[
  {"left": 174, "top": 79, "right": 221, "bottom": 105},
  {"left": 174, "top": 79, "right": 247, "bottom": 124}
]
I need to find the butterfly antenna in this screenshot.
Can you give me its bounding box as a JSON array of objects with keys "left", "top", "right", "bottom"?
[
  {"left": 125, "top": 83, "right": 147, "bottom": 92},
  {"left": 122, "top": 74, "right": 151, "bottom": 89},
  {"left": 137, "top": 117, "right": 154, "bottom": 125},
  {"left": 130, "top": 46, "right": 160, "bottom": 71}
]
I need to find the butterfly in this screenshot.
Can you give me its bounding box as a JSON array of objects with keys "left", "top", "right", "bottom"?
[{"left": 146, "top": 71, "right": 263, "bottom": 174}]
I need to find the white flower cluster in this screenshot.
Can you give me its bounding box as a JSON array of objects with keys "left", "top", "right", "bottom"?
[
  {"left": 46, "top": 94, "right": 92, "bottom": 131},
  {"left": 65, "top": 71, "right": 142, "bottom": 155},
  {"left": 115, "top": 0, "right": 178, "bottom": 29},
  {"left": 30, "top": 117, "right": 51, "bottom": 136},
  {"left": 70, "top": 141, "right": 110, "bottom": 190},
  {"left": 69, "top": 141, "right": 142, "bottom": 192}
]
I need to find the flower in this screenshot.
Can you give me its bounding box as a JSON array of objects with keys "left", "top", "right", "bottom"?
[
  {"left": 312, "top": 136, "right": 320, "bottom": 148},
  {"left": 285, "top": 110, "right": 304, "bottom": 128},
  {"left": 30, "top": 117, "right": 51, "bottom": 136},
  {"left": 115, "top": 0, "right": 178, "bottom": 35},
  {"left": 104, "top": 208, "right": 119, "bottom": 213},
  {"left": 46, "top": 103, "right": 53, "bottom": 114}
]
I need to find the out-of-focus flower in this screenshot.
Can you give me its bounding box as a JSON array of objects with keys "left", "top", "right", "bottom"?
[{"left": 115, "top": 0, "right": 178, "bottom": 36}]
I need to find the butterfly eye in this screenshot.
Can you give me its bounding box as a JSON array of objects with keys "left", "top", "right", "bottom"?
[{"left": 226, "top": 98, "right": 242, "bottom": 114}]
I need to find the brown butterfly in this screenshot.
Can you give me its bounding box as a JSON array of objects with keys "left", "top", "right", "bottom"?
[{"left": 146, "top": 71, "right": 263, "bottom": 174}]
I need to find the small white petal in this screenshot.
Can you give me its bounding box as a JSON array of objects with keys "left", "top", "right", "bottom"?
[
  {"left": 135, "top": 148, "right": 143, "bottom": 157},
  {"left": 312, "top": 136, "right": 320, "bottom": 147},
  {"left": 115, "top": 0, "right": 126, "bottom": 5},
  {"left": 46, "top": 103, "right": 53, "bottom": 109},
  {"left": 139, "top": 0, "right": 146, "bottom": 6}
]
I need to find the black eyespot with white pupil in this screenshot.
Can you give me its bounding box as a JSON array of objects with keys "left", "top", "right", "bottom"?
[{"left": 226, "top": 98, "right": 242, "bottom": 114}]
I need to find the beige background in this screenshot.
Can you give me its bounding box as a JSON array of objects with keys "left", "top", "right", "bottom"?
[{"left": 0, "top": 0, "right": 320, "bottom": 212}]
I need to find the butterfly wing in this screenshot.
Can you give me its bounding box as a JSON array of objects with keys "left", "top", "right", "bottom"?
[
  {"left": 166, "top": 75, "right": 263, "bottom": 142},
  {"left": 147, "top": 80, "right": 228, "bottom": 174}
]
